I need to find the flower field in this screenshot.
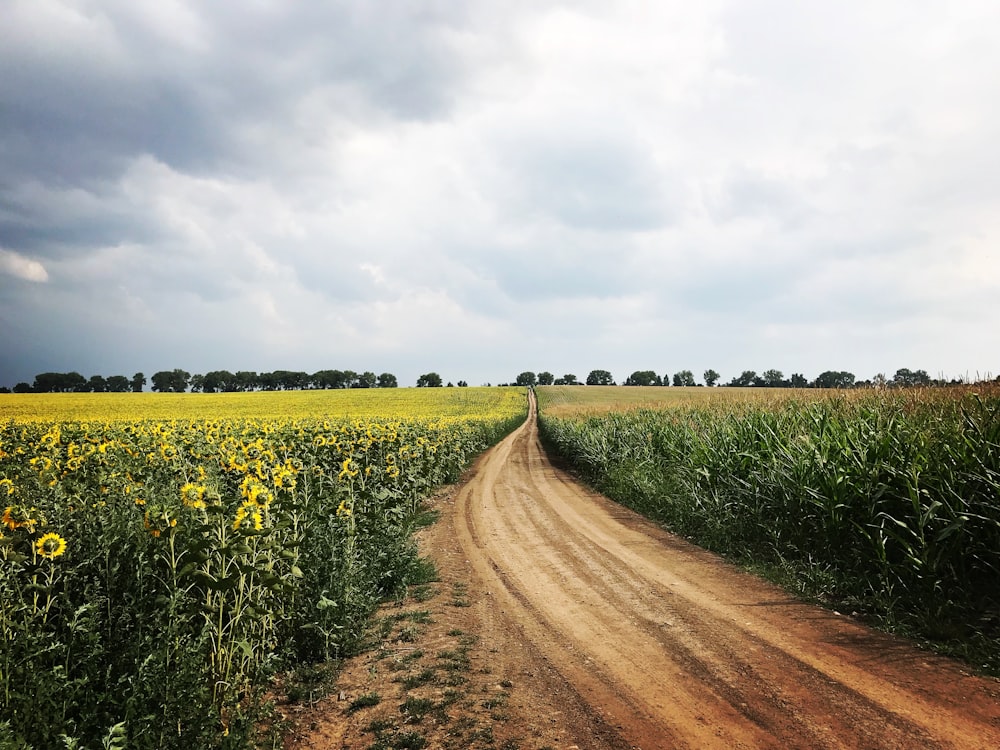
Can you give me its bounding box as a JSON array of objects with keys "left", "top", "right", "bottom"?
[
  {"left": 537, "top": 385, "right": 1000, "bottom": 671},
  {"left": 0, "top": 388, "right": 526, "bottom": 749}
]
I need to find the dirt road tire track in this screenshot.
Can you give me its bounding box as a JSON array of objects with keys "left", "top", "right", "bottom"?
[{"left": 452, "top": 393, "right": 1000, "bottom": 749}]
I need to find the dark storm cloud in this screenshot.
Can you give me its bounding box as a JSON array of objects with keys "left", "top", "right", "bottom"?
[
  {"left": 0, "top": 181, "right": 162, "bottom": 256},
  {"left": 0, "top": 1, "right": 473, "bottom": 256}
]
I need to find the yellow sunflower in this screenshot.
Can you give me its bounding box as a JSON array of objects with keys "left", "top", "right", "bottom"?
[
  {"left": 180, "top": 482, "right": 207, "bottom": 508},
  {"left": 35, "top": 532, "right": 67, "bottom": 560}
]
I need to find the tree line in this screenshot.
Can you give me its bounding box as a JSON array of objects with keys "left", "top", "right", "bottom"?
[
  {"left": 5, "top": 366, "right": 993, "bottom": 395},
  {"left": 3, "top": 369, "right": 407, "bottom": 393},
  {"left": 511, "top": 368, "right": 993, "bottom": 389}
]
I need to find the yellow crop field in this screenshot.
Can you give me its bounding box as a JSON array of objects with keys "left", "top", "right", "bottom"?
[
  {"left": 0, "top": 385, "right": 525, "bottom": 422},
  {"left": 535, "top": 384, "right": 810, "bottom": 419},
  {"left": 0, "top": 387, "right": 527, "bottom": 748}
]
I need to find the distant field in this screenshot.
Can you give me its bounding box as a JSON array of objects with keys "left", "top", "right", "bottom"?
[
  {"left": 0, "top": 386, "right": 523, "bottom": 422},
  {"left": 535, "top": 384, "right": 810, "bottom": 418}
]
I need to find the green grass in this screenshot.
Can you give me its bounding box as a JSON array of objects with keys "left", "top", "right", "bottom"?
[{"left": 349, "top": 692, "right": 383, "bottom": 712}]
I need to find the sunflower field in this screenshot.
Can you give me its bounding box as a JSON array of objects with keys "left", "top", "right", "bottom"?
[{"left": 0, "top": 388, "right": 526, "bottom": 749}]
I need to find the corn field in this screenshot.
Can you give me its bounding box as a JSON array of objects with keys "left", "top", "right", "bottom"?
[
  {"left": 0, "top": 388, "right": 526, "bottom": 749},
  {"left": 538, "top": 386, "right": 1000, "bottom": 670}
]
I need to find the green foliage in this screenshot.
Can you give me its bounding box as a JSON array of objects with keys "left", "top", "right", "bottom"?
[
  {"left": 625, "top": 371, "right": 661, "bottom": 386},
  {"left": 415, "top": 373, "right": 443, "bottom": 388},
  {"left": 761, "top": 369, "right": 785, "bottom": 387},
  {"left": 540, "top": 388, "right": 1000, "bottom": 669},
  {"left": 671, "top": 370, "right": 695, "bottom": 387},
  {"left": 348, "top": 692, "right": 382, "bottom": 712},
  {"left": 727, "top": 370, "right": 758, "bottom": 387},
  {"left": 813, "top": 370, "right": 856, "bottom": 389},
  {"left": 893, "top": 368, "right": 932, "bottom": 387},
  {"left": 150, "top": 369, "right": 191, "bottom": 393},
  {"left": 515, "top": 372, "right": 537, "bottom": 387},
  {"left": 585, "top": 370, "right": 614, "bottom": 386}
]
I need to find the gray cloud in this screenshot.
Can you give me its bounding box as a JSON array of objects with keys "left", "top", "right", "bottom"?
[
  {"left": 496, "top": 130, "right": 675, "bottom": 232},
  {"left": 2, "top": 1, "right": 1000, "bottom": 388}
]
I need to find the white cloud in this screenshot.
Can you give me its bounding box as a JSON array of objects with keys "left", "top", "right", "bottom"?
[{"left": 0, "top": 249, "right": 48, "bottom": 282}]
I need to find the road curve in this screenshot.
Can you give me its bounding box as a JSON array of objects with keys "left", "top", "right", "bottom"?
[{"left": 452, "top": 392, "right": 1000, "bottom": 750}]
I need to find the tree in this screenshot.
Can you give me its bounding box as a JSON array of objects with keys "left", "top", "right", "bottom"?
[
  {"left": 202, "top": 370, "right": 235, "bottom": 393},
  {"left": 189, "top": 374, "right": 205, "bottom": 393},
  {"left": 892, "top": 368, "right": 931, "bottom": 387},
  {"left": 150, "top": 371, "right": 169, "bottom": 393},
  {"left": 313, "top": 370, "right": 349, "bottom": 389},
  {"left": 672, "top": 370, "right": 696, "bottom": 387},
  {"left": 150, "top": 369, "right": 190, "bottom": 393},
  {"left": 13, "top": 382, "right": 32, "bottom": 393},
  {"left": 537, "top": 372, "right": 554, "bottom": 385},
  {"left": 106, "top": 375, "right": 130, "bottom": 392},
  {"left": 727, "top": 370, "right": 757, "bottom": 387},
  {"left": 33, "top": 372, "right": 86, "bottom": 393},
  {"left": 131, "top": 373, "right": 146, "bottom": 393},
  {"left": 703, "top": 369, "right": 720, "bottom": 387},
  {"left": 515, "top": 371, "right": 537, "bottom": 387},
  {"left": 789, "top": 373, "right": 808, "bottom": 388},
  {"left": 554, "top": 374, "right": 579, "bottom": 385},
  {"left": 416, "top": 372, "right": 443, "bottom": 387},
  {"left": 625, "top": 370, "right": 661, "bottom": 386},
  {"left": 377, "top": 372, "right": 398, "bottom": 388},
  {"left": 586, "top": 369, "right": 614, "bottom": 385},
  {"left": 813, "top": 370, "right": 855, "bottom": 389},
  {"left": 87, "top": 375, "right": 107, "bottom": 393},
  {"left": 457, "top": 380, "right": 468, "bottom": 387},
  {"left": 356, "top": 371, "right": 377, "bottom": 388},
  {"left": 268, "top": 370, "right": 309, "bottom": 390},
  {"left": 234, "top": 371, "right": 259, "bottom": 391},
  {"left": 762, "top": 369, "right": 786, "bottom": 387}
]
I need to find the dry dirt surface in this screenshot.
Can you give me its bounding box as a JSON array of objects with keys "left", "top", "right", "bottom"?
[{"left": 286, "top": 394, "right": 1000, "bottom": 749}]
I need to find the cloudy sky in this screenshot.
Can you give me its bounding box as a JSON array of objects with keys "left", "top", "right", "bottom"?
[{"left": 2, "top": 0, "right": 999, "bottom": 388}]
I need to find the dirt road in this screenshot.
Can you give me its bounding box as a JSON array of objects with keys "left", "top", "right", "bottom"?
[{"left": 451, "top": 393, "right": 1000, "bottom": 749}]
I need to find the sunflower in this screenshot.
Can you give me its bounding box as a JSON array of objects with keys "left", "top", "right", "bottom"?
[
  {"left": 35, "top": 532, "right": 67, "bottom": 560},
  {"left": 2, "top": 505, "right": 38, "bottom": 532},
  {"left": 338, "top": 459, "right": 359, "bottom": 480},
  {"left": 233, "top": 499, "right": 265, "bottom": 531},
  {"left": 180, "top": 482, "right": 207, "bottom": 508}
]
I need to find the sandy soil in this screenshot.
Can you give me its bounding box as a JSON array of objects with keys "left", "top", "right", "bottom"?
[{"left": 286, "top": 394, "right": 1000, "bottom": 749}]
